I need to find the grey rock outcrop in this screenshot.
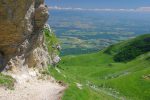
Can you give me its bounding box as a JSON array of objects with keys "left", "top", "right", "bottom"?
[{"left": 0, "top": 0, "right": 50, "bottom": 71}]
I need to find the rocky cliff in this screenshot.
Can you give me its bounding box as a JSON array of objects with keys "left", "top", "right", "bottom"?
[{"left": 0, "top": 0, "right": 50, "bottom": 72}]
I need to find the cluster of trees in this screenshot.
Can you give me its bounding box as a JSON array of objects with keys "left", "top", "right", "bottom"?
[
  {"left": 114, "top": 37, "right": 150, "bottom": 62},
  {"left": 104, "top": 34, "right": 150, "bottom": 62}
]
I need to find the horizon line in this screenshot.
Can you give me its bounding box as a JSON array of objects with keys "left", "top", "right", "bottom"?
[{"left": 48, "top": 6, "right": 150, "bottom": 12}]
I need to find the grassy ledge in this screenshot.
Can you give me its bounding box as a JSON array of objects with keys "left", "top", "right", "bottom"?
[{"left": 0, "top": 73, "right": 15, "bottom": 89}]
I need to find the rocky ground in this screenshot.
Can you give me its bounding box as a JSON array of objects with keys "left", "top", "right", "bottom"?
[
  {"left": 0, "top": 0, "right": 66, "bottom": 99},
  {"left": 0, "top": 69, "right": 66, "bottom": 100}
]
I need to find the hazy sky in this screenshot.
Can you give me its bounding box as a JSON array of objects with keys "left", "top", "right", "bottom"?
[{"left": 45, "top": 0, "right": 150, "bottom": 9}]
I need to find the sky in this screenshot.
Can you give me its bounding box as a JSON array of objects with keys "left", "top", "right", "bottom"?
[{"left": 45, "top": 0, "right": 150, "bottom": 9}]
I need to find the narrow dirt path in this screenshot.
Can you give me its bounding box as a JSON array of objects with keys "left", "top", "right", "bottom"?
[
  {"left": 0, "top": 79, "right": 65, "bottom": 100},
  {"left": 0, "top": 70, "right": 66, "bottom": 100}
]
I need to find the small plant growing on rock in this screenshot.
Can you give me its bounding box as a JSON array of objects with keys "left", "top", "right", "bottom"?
[{"left": 0, "top": 73, "right": 15, "bottom": 89}]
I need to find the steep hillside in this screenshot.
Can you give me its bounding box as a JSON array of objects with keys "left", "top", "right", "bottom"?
[
  {"left": 49, "top": 34, "right": 150, "bottom": 100},
  {"left": 104, "top": 34, "right": 150, "bottom": 62}
]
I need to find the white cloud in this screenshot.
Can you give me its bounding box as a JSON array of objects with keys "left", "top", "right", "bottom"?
[
  {"left": 48, "top": 6, "right": 150, "bottom": 12},
  {"left": 136, "top": 7, "right": 150, "bottom": 12}
]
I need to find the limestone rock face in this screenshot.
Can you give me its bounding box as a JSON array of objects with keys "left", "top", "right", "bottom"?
[{"left": 0, "top": 0, "right": 50, "bottom": 71}]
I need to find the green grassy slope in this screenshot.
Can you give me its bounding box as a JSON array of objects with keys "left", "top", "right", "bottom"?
[{"left": 49, "top": 34, "right": 150, "bottom": 100}]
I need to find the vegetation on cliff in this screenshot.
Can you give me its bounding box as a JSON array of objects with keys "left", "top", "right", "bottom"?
[
  {"left": 43, "top": 25, "right": 61, "bottom": 66},
  {"left": 44, "top": 27, "right": 60, "bottom": 55}
]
